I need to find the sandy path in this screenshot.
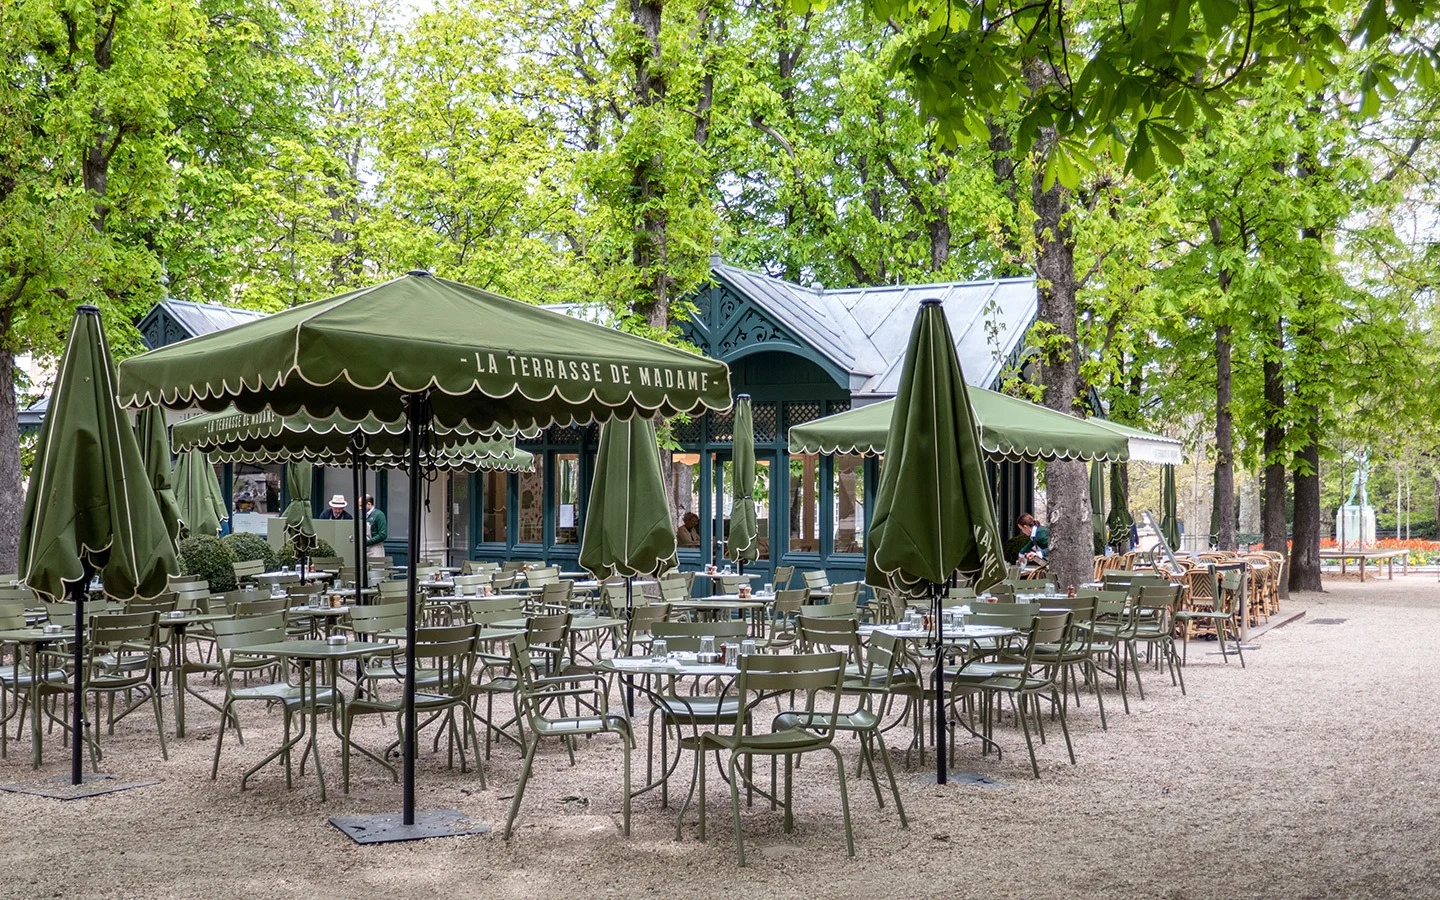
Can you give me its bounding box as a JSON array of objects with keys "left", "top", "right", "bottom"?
[{"left": 1, "top": 577, "right": 1436, "bottom": 900}]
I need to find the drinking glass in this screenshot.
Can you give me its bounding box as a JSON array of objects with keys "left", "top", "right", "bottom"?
[{"left": 651, "top": 638, "right": 668, "bottom": 663}]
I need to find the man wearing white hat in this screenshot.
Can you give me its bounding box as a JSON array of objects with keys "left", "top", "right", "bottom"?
[{"left": 318, "top": 494, "right": 353, "bottom": 520}]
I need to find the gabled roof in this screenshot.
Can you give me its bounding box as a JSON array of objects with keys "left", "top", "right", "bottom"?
[
  {"left": 138, "top": 299, "right": 268, "bottom": 350},
  {"left": 708, "top": 263, "right": 1036, "bottom": 395}
]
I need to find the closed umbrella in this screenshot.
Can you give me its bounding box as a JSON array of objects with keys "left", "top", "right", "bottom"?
[
  {"left": 117, "top": 271, "right": 731, "bottom": 835},
  {"left": 135, "top": 406, "right": 183, "bottom": 546},
  {"left": 728, "top": 395, "right": 759, "bottom": 574},
  {"left": 19, "top": 306, "right": 178, "bottom": 785},
  {"left": 1090, "top": 461, "right": 1105, "bottom": 553},
  {"left": 1161, "top": 465, "right": 1180, "bottom": 550},
  {"left": 867, "top": 299, "right": 1006, "bottom": 785},
  {"left": 580, "top": 417, "right": 676, "bottom": 584},
  {"left": 282, "top": 461, "right": 317, "bottom": 569},
  {"left": 1107, "top": 462, "right": 1133, "bottom": 552},
  {"left": 174, "top": 450, "right": 228, "bottom": 538}
]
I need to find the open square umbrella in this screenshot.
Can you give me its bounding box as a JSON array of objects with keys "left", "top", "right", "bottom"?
[
  {"left": 117, "top": 271, "right": 731, "bottom": 834},
  {"left": 867, "top": 299, "right": 1005, "bottom": 785},
  {"left": 20, "top": 306, "right": 179, "bottom": 784}
]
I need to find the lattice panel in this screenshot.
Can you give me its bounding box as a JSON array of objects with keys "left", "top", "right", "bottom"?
[
  {"left": 827, "top": 399, "right": 851, "bottom": 415},
  {"left": 784, "top": 401, "right": 823, "bottom": 429},
  {"left": 709, "top": 407, "right": 735, "bottom": 443},
  {"left": 673, "top": 415, "right": 703, "bottom": 445},
  {"left": 752, "top": 402, "right": 778, "bottom": 442},
  {"left": 549, "top": 425, "right": 584, "bottom": 445}
]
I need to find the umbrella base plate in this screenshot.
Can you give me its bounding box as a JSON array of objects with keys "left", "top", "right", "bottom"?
[
  {"left": 0, "top": 773, "right": 158, "bottom": 800},
  {"left": 330, "top": 809, "right": 491, "bottom": 845},
  {"left": 910, "top": 771, "right": 1006, "bottom": 788}
]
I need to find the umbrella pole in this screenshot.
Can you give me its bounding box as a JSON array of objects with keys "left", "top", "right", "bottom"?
[
  {"left": 71, "top": 560, "right": 93, "bottom": 786},
  {"left": 351, "top": 440, "right": 367, "bottom": 597},
  {"left": 933, "top": 581, "right": 946, "bottom": 785},
  {"left": 402, "top": 395, "right": 426, "bottom": 826},
  {"left": 625, "top": 576, "right": 635, "bottom": 715}
]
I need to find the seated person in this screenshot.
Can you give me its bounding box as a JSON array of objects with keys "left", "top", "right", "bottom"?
[
  {"left": 1016, "top": 513, "right": 1049, "bottom": 563},
  {"left": 319, "top": 494, "right": 353, "bottom": 520},
  {"left": 676, "top": 512, "right": 701, "bottom": 547}
]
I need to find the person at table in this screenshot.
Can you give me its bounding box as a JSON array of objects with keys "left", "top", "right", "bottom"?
[
  {"left": 676, "top": 512, "right": 701, "bottom": 547},
  {"left": 319, "top": 494, "right": 353, "bottom": 520},
  {"left": 1017, "top": 512, "right": 1049, "bottom": 563},
  {"left": 363, "top": 494, "right": 387, "bottom": 557}
]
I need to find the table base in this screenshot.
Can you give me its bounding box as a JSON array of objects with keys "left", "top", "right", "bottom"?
[
  {"left": 0, "top": 772, "right": 159, "bottom": 800},
  {"left": 330, "top": 809, "right": 491, "bottom": 844}
]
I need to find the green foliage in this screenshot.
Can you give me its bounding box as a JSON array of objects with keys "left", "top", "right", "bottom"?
[
  {"left": 221, "top": 532, "right": 279, "bottom": 571},
  {"left": 276, "top": 536, "right": 336, "bottom": 566},
  {"left": 178, "top": 534, "right": 238, "bottom": 593}
]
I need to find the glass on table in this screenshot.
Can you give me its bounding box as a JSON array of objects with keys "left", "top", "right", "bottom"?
[{"left": 650, "top": 638, "right": 668, "bottom": 663}]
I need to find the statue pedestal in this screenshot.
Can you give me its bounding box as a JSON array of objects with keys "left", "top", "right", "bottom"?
[{"left": 1334, "top": 505, "right": 1376, "bottom": 548}]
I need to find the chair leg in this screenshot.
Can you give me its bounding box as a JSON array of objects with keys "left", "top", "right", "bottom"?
[
  {"left": 874, "top": 729, "right": 908, "bottom": 828},
  {"left": 1087, "top": 661, "right": 1108, "bottom": 730},
  {"left": 151, "top": 687, "right": 169, "bottom": 761},
  {"left": 728, "top": 753, "right": 746, "bottom": 867},
  {"left": 503, "top": 738, "right": 540, "bottom": 841},
  {"left": 620, "top": 728, "right": 631, "bottom": 838},
  {"left": 1016, "top": 694, "right": 1040, "bottom": 778},
  {"left": 212, "top": 700, "right": 231, "bottom": 780},
  {"left": 829, "top": 746, "right": 856, "bottom": 858},
  {"left": 1054, "top": 689, "right": 1075, "bottom": 765}
]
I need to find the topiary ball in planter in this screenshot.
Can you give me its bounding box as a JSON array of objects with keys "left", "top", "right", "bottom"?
[
  {"left": 222, "top": 532, "right": 279, "bottom": 571},
  {"left": 277, "top": 537, "right": 337, "bottom": 566},
  {"left": 178, "top": 534, "right": 239, "bottom": 593}
]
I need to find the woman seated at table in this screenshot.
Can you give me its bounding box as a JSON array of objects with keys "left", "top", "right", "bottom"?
[
  {"left": 676, "top": 512, "right": 700, "bottom": 547},
  {"left": 1016, "top": 513, "right": 1049, "bottom": 563}
]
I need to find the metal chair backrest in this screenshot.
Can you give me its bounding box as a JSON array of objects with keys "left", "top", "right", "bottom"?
[
  {"left": 232, "top": 559, "right": 265, "bottom": 582},
  {"left": 799, "top": 599, "right": 857, "bottom": 620},
  {"left": 349, "top": 602, "right": 408, "bottom": 637},
  {"left": 716, "top": 574, "right": 747, "bottom": 595},
  {"left": 88, "top": 612, "right": 162, "bottom": 683},
  {"left": 542, "top": 581, "right": 573, "bottom": 606},
  {"left": 211, "top": 614, "right": 288, "bottom": 675},
  {"left": 491, "top": 572, "right": 519, "bottom": 590},
  {"left": 527, "top": 566, "right": 561, "bottom": 588},
  {"left": 168, "top": 574, "right": 204, "bottom": 588},
  {"left": 453, "top": 573, "right": 492, "bottom": 596},
  {"left": 412, "top": 624, "right": 480, "bottom": 700},
  {"left": 651, "top": 619, "right": 747, "bottom": 651},
  {"left": 968, "top": 608, "right": 1037, "bottom": 634},
  {"left": 660, "top": 578, "right": 690, "bottom": 602},
  {"left": 830, "top": 582, "right": 862, "bottom": 605},
  {"left": 0, "top": 584, "right": 36, "bottom": 605},
  {"left": 232, "top": 598, "right": 288, "bottom": 618},
  {"left": 311, "top": 556, "right": 344, "bottom": 570},
  {"left": 624, "top": 602, "right": 671, "bottom": 653},
  {"left": 127, "top": 594, "right": 179, "bottom": 615},
  {"left": 772, "top": 565, "right": 796, "bottom": 590},
  {"left": 732, "top": 651, "right": 847, "bottom": 735},
  {"left": 524, "top": 613, "right": 571, "bottom": 675},
  {"left": 378, "top": 580, "right": 409, "bottom": 602},
  {"left": 802, "top": 570, "right": 831, "bottom": 591},
  {"left": 174, "top": 587, "right": 211, "bottom": 612},
  {"left": 796, "top": 615, "right": 862, "bottom": 660},
  {"left": 463, "top": 596, "right": 525, "bottom": 626},
  {"left": 0, "top": 601, "right": 27, "bottom": 629}
]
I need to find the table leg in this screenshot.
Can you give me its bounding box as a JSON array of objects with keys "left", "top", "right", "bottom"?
[
  {"left": 173, "top": 627, "right": 187, "bottom": 738},
  {"left": 30, "top": 645, "right": 42, "bottom": 770}
]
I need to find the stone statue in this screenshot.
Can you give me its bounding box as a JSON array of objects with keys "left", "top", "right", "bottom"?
[{"left": 1344, "top": 449, "right": 1370, "bottom": 509}]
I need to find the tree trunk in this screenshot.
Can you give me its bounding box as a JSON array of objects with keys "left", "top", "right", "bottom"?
[
  {"left": 628, "top": 0, "right": 669, "bottom": 331},
  {"left": 1290, "top": 435, "right": 1322, "bottom": 591},
  {"left": 0, "top": 343, "right": 21, "bottom": 573},
  {"left": 1214, "top": 323, "right": 1236, "bottom": 549},
  {"left": 1027, "top": 66, "right": 1089, "bottom": 590}
]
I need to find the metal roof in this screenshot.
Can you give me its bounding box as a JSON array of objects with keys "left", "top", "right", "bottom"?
[
  {"left": 152, "top": 299, "right": 268, "bottom": 339},
  {"left": 710, "top": 263, "right": 1036, "bottom": 395}
]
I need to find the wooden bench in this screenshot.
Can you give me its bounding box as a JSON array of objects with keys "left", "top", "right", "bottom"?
[{"left": 1318, "top": 548, "right": 1409, "bottom": 582}]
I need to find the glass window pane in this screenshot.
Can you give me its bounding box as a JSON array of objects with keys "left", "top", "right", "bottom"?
[
  {"left": 789, "top": 453, "right": 820, "bottom": 553},
  {"left": 389, "top": 473, "right": 411, "bottom": 540},
  {"left": 233, "top": 463, "right": 282, "bottom": 515},
  {"left": 669, "top": 452, "right": 702, "bottom": 548},
  {"left": 482, "top": 471, "right": 508, "bottom": 544},
  {"left": 755, "top": 458, "right": 771, "bottom": 560},
  {"left": 833, "top": 454, "right": 864, "bottom": 554},
  {"left": 447, "top": 472, "right": 470, "bottom": 555},
  {"left": 517, "top": 467, "right": 543, "bottom": 544},
  {"left": 554, "top": 454, "right": 579, "bottom": 544}
]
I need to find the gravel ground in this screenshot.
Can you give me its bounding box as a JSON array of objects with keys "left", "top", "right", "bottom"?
[{"left": 1, "top": 577, "right": 1437, "bottom": 900}]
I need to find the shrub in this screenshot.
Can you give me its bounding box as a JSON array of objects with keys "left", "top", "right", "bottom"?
[
  {"left": 221, "top": 532, "right": 279, "bottom": 571},
  {"left": 178, "top": 534, "right": 239, "bottom": 592},
  {"left": 277, "top": 536, "right": 337, "bottom": 566}
]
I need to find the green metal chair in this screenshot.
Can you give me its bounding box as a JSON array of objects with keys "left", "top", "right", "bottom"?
[
  {"left": 210, "top": 614, "right": 312, "bottom": 788},
  {"left": 1127, "top": 585, "right": 1187, "bottom": 696},
  {"left": 503, "top": 635, "right": 632, "bottom": 840},
  {"left": 682, "top": 650, "right": 852, "bottom": 866},
  {"left": 342, "top": 623, "right": 484, "bottom": 793}
]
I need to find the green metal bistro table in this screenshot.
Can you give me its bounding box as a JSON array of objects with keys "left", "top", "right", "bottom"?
[
  {"left": 0, "top": 627, "right": 76, "bottom": 768},
  {"left": 157, "top": 611, "right": 233, "bottom": 737},
  {"left": 491, "top": 615, "right": 626, "bottom": 665},
  {"left": 670, "top": 596, "right": 771, "bottom": 636},
  {"left": 237, "top": 639, "right": 384, "bottom": 800}
]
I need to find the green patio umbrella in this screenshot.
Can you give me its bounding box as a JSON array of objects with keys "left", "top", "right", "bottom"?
[
  {"left": 1107, "top": 462, "right": 1133, "bottom": 551},
  {"left": 173, "top": 450, "right": 228, "bottom": 538},
  {"left": 580, "top": 417, "right": 676, "bottom": 583},
  {"left": 1161, "top": 464, "right": 1180, "bottom": 549},
  {"left": 728, "top": 394, "right": 760, "bottom": 573},
  {"left": 1090, "top": 461, "right": 1105, "bottom": 553},
  {"left": 135, "top": 406, "right": 182, "bottom": 546},
  {"left": 282, "top": 461, "right": 317, "bottom": 561},
  {"left": 866, "top": 299, "right": 1005, "bottom": 785},
  {"left": 789, "top": 388, "right": 1134, "bottom": 461},
  {"left": 117, "top": 271, "right": 732, "bottom": 835},
  {"left": 19, "top": 306, "right": 178, "bottom": 784}
]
